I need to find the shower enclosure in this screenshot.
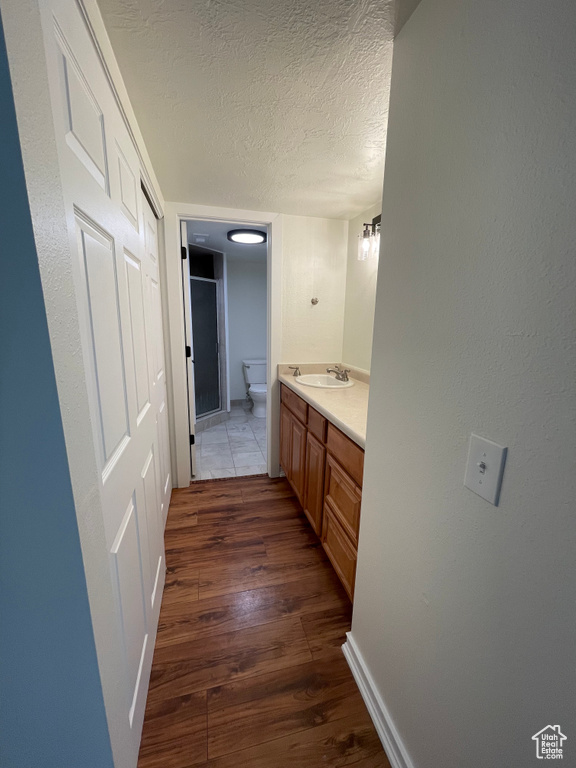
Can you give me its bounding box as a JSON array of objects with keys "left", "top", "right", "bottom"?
[{"left": 190, "top": 277, "right": 220, "bottom": 417}]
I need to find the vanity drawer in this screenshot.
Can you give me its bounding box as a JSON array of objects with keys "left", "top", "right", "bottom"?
[
  {"left": 326, "top": 423, "right": 364, "bottom": 486},
  {"left": 322, "top": 502, "right": 357, "bottom": 600},
  {"left": 324, "top": 454, "right": 362, "bottom": 545},
  {"left": 307, "top": 406, "right": 327, "bottom": 443},
  {"left": 281, "top": 384, "right": 308, "bottom": 424}
]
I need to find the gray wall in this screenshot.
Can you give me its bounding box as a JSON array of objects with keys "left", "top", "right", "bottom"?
[
  {"left": 227, "top": 258, "right": 267, "bottom": 400},
  {"left": 352, "top": 0, "right": 576, "bottom": 765},
  {"left": 0, "top": 11, "right": 113, "bottom": 767}
]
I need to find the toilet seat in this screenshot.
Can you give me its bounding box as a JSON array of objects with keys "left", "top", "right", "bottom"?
[{"left": 249, "top": 383, "right": 267, "bottom": 395}]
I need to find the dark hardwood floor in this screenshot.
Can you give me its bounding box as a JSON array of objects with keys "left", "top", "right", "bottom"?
[{"left": 138, "top": 475, "right": 391, "bottom": 768}]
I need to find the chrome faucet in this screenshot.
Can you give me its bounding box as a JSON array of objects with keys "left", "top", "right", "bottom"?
[
  {"left": 326, "top": 364, "right": 351, "bottom": 382},
  {"left": 288, "top": 366, "right": 301, "bottom": 377}
]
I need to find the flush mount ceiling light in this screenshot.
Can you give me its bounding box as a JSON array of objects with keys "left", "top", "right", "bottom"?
[{"left": 227, "top": 229, "right": 267, "bottom": 244}]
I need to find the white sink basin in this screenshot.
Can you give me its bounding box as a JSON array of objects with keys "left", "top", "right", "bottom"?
[{"left": 296, "top": 374, "right": 354, "bottom": 389}]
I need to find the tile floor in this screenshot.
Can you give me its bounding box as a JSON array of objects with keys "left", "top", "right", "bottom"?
[{"left": 194, "top": 404, "right": 267, "bottom": 481}]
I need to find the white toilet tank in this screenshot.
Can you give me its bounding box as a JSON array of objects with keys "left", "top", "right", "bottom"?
[{"left": 242, "top": 359, "right": 266, "bottom": 385}]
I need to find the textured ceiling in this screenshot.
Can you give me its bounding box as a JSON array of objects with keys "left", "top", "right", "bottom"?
[{"left": 97, "top": 0, "right": 396, "bottom": 219}]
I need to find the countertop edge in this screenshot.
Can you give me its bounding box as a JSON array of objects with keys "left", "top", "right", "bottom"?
[{"left": 278, "top": 374, "right": 367, "bottom": 449}]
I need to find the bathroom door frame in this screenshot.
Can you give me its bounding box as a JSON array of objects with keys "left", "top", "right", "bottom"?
[
  {"left": 180, "top": 226, "right": 230, "bottom": 477},
  {"left": 165, "top": 203, "right": 282, "bottom": 487}
]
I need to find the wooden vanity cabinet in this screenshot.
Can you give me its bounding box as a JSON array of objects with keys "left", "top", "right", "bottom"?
[
  {"left": 279, "top": 403, "right": 291, "bottom": 478},
  {"left": 303, "top": 431, "right": 325, "bottom": 535},
  {"left": 290, "top": 417, "right": 307, "bottom": 503},
  {"left": 323, "top": 454, "right": 362, "bottom": 547},
  {"left": 280, "top": 387, "right": 307, "bottom": 505},
  {"left": 321, "top": 503, "right": 358, "bottom": 598},
  {"left": 280, "top": 383, "right": 364, "bottom": 600}
]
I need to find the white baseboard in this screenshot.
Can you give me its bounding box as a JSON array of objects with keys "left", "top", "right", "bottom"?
[{"left": 342, "top": 632, "right": 415, "bottom": 768}]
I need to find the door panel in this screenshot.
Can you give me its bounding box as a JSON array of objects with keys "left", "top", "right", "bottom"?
[
  {"left": 76, "top": 216, "right": 129, "bottom": 463},
  {"left": 280, "top": 404, "right": 292, "bottom": 480},
  {"left": 141, "top": 448, "right": 162, "bottom": 612},
  {"left": 304, "top": 432, "right": 325, "bottom": 535},
  {"left": 158, "top": 399, "right": 171, "bottom": 522},
  {"left": 54, "top": 22, "right": 107, "bottom": 190},
  {"left": 110, "top": 496, "right": 148, "bottom": 716},
  {"left": 43, "top": 3, "right": 171, "bottom": 761},
  {"left": 291, "top": 416, "right": 307, "bottom": 504},
  {"left": 117, "top": 144, "right": 139, "bottom": 228},
  {"left": 124, "top": 250, "right": 151, "bottom": 419}
]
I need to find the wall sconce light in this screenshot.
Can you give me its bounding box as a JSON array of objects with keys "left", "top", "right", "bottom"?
[
  {"left": 357, "top": 215, "right": 381, "bottom": 261},
  {"left": 358, "top": 223, "right": 372, "bottom": 261}
]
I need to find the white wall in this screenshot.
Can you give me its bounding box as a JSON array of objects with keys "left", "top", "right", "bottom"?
[
  {"left": 227, "top": 258, "right": 267, "bottom": 400},
  {"left": 342, "top": 202, "right": 381, "bottom": 371},
  {"left": 281, "top": 214, "right": 348, "bottom": 363},
  {"left": 351, "top": 1, "right": 576, "bottom": 766}
]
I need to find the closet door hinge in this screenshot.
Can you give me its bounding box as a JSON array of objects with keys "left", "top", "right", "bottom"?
[
  {"left": 190, "top": 434, "right": 195, "bottom": 446},
  {"left": 185, "top": 345, "right": 192, "bottom": 358},
  {"left": 181, "top": 246, "right": 187, "bottom": 260}
]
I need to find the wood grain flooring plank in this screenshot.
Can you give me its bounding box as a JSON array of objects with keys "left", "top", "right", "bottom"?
[
  {"left": 164, "top": 524, "right": 202, "bottom": 544},
  {"left": 169, "top": 485, "right": 245, "bottom": 512},
  {"left": 182, "top": 475, "right": 285, "bottom": 502},
  {"left": 162, "top": 564, "right": 200, "bottom": 606},
  {"left": 165, "top": 532, "right": 267, "bottom": 569},
  {"left": 195, "top": 496, "right": 304, "bottom": 531},
  {"left": 206, "top": 656, "right": 365, "bottom": 758},
  {"left": 240, "top": 477, "right": 296, "bottom": 501},
  {"left": 262, "top": 527, "right": 329, "bottom": 565},
  {"left": 198, "top": 556, "right": 332, "bottom": 600},
  {"left": 137, "top": 691, "right": 207, "bottom": 768},
  {"left": 194, "top": 712, "right": 391, "bottom": 768},
  {"left": 156, "top": 570, "right": 348, "bottom": 648},
  {"left": 301, "top": 606, "right": 353, "bottom": 660},
  {"left": 139, "top": 475, "right": 389, "bottom": 768},
  {"left": 148, "top": 618, "right": 312, "bottom": 700}
]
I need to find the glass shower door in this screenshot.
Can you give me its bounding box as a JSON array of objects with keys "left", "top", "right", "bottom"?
[{"left": 190, "top": 277, "right": 221, "bottom": 417}]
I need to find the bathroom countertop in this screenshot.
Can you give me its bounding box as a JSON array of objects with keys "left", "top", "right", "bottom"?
[{"left": 278, "top": 364, "right": 369, "bottom": 448}]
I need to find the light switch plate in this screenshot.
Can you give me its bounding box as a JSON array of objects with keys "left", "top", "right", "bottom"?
[{"left": 464, "top": 434, "right": 507, "bottom": 506}]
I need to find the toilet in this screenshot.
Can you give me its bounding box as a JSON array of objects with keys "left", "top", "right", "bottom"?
[{"left": 242, "top": 359, "right": 267, "bottom": 418}]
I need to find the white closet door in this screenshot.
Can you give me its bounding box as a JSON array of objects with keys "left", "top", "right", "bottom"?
[{"left": 41, "top": 1, "right": 171, "bottom": 759}]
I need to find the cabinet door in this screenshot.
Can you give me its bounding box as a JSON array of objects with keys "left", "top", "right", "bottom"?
[
  {"left": 324, "top": 455, "right": 362, "bottom": 546},
  {"left": 322, "top": 502, "right": 357, "bottom": 600},
  {"left": 290, "top": 415, "right": 307, "bottom": 504},
  {"left": 280, "top": 403, "right": 292, "bottom": 481},
  {"left": 304, "top": 432, "right": 325, "bottom": 535}
]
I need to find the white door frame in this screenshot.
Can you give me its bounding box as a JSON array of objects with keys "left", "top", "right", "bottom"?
[
  {"left": 179, "top": 221, "right": 197, "bottom": 477},
  {"left": 164, "top": 203, "right": 283, "bottom": 487}
]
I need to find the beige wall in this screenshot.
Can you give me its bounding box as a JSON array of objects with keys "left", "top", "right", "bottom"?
[
  {"left": 342, "top": 202, "right": 381, "bottom": 371},
  {"left": 352, "top": 0, "right": 576, "bottom": 765},
  {"left": 281, "top": 214, "right": 348, "bottom": 363}
]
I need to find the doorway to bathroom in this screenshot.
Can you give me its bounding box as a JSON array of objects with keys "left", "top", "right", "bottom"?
[{"left": 181, "top": 218, "right": 268, "bottom": 481}]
